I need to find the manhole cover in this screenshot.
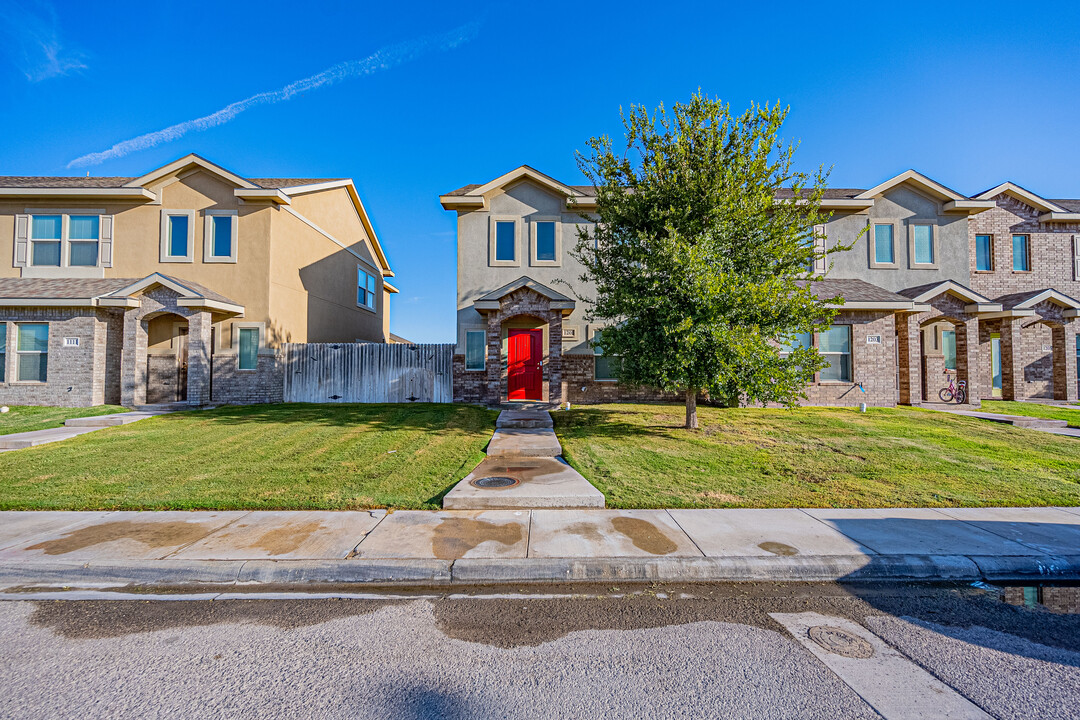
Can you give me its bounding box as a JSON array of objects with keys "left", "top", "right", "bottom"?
[
  {"left": 470, "top": 476, "right": 519, "bottom": 489},
  {"left": 807, "top": 626, "right": 874, "bottom": 659}
]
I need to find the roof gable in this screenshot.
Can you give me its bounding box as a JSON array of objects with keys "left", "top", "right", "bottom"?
[
  {"left": 123, "top": 153, "right": 257, "bottom": 190},
  {"left": 897, "top": 280, "right": 994, "bottom": 305},
  {"left": 855, "top": 170, "right": 966, "bottom": 202},
  {"left": 476, "top": 276, "right": 574, "bottom": 304},
  {"left": 973, "top": 182, "right": 1068, "bottom": 214}
]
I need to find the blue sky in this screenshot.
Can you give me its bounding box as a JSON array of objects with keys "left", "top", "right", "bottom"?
[{"left": 1, "top": 1, "right": 1079, "bottom": 342}]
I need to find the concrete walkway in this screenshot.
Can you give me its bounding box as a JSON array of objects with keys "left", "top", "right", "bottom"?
[
  {"left": 0, "top": 506, "right": 1077, "bottom": 592},
  {"left": 442, "top": 409, "right": 604, "bottom": 509},
  {"left": 929, "top": 405, "right": 1080, "bottom": 437},
  {"left": 0, "top": 409, "right": 173, "bottom": 451}
]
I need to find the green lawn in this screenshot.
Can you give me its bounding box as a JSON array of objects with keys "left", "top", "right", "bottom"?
[
  {"left": 553, "top": 403, "right": 1080, "bottom": 509},
  {"left": 979, "top": 400, "right": 1080, "bottom": 428},
  {"left": 0, "top": 404, "right": 496, "bottom": 511},
  {"left": 0, "top": 405, "right": 128, "bottom": 436}
]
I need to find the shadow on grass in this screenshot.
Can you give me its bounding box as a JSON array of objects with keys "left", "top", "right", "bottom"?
[{"left": 161, "top": 403, "right": 498, "bottom": 434}]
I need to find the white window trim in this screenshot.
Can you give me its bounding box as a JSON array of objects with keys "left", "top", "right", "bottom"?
[
  {"left": 0, "top": 321, "right": 9, "bottom": 385},
  {"left": 868, "top": 220, "right": 899, "bottom": 269},
  {"left": 357, "top": 266, "right": 378, "bottom": 313},
  {"left": 203, "top": 210, "right": 238, "bottom": 263},
  {"left": 529, "top": 217, "right": 562, "bottom": 267},
  {"left": 907, "top": 221, "right": 939, "bottom": 270},
  {"left": 817, "top": 325, "right": 853, "bottom": 384},
  {"left": 26, "top": 210, "right": 106, "bottom": 270},
  {"left": 235, "top": 325, "right": 261, "bottom": 371},
  {"left": 14, "top": 322, "right": 48, "bottom": 384},
  {"left": 160, "top": 209, "right": 196, "bottom": 263},
  {"left": 464, "top": 329, "right": 486, "bottom": 371},
  {"left": 489, "top": 216, "right": 521, "bottom": 267}
]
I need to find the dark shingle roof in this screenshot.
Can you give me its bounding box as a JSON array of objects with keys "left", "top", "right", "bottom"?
[
  {"left": 1050, "top": 199, "right": 1080, "bottom": 212},
  {"left": 0, "top": 277, "right": 131, "bottom": 298},
  {"left": 774, "top": 188, "right": 867, "bottom": 200},
  {"left": 992, "top": 289, "right": 1080, "bottom": 309},
  {"left": 0, "top": 274, "right": 239, "bottom": 306},
  {"left": 0, "top": 176, "right": 345, "bottom": 190},
  {"left": 800, "top": 278, "right": 912, "bottom": 304},
  {"left": 443, "top": 183, "right": 597, "bottom": 197}
]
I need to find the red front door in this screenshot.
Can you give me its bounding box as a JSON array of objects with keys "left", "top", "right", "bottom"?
[{"left": 508, "top": 329, "right": 543, "bottom": 400}]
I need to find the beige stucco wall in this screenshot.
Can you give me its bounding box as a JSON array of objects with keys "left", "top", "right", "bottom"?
[
  {"left": 268, "top": 187, "right": 386, "bottom": 344},
  {"left": 0, "top": 168, "right": 389, "bottom": 348}
]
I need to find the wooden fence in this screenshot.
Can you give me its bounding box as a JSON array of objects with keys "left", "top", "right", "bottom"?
[{"left": 282, "top": 343, "right": 454, "bottom": 403}]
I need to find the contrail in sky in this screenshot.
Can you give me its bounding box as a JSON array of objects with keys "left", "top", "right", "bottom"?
[{"left": 67, "top": 23, "right": 480, "bottom": 168}]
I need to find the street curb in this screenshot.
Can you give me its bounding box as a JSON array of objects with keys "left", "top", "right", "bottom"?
[
  {"left": 450, "top": 555, "right": 984, "bottom": 584},
  {"left": 0, "top": 554, "right": 1075, "bottom": 591}
]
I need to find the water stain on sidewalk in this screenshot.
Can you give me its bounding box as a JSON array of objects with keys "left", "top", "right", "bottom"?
[
  {"left": 431, "top": 518, "right": 523, "bottom": 560},
  {"left": 610, "top": 517, "right": 678, "bottom": 555},
  {"left": 26, "top": 521, "right": 211, "bottom": 556}
]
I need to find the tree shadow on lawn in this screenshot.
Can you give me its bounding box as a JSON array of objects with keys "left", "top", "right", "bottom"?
[{"left": 161, "top": 403, "right": 498, "bottom": 434}]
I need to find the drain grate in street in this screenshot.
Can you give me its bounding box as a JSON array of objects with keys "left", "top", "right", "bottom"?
[
  {"left": 807, "top": 626, "right": 874, "bottom": 659},
  {"left": 470, "top": 476, "right": 519, "bottom": 489}
]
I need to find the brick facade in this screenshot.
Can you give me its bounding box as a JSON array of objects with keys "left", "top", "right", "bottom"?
[
  {"left": 211, "top": 352, "right": 284, "bottom": 404},
  {"left": 801, "top": 311, "right": 898, "bottom": 407},
  {"left": 968, "top": 194, "right": 1080, "bottom": 300},
  {"left": 0, "top": 308, "right": 122, "bottom": 407}
]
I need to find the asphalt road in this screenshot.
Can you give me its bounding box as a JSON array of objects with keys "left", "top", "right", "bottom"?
[{"left": 0, "top": 582, "right": 1076, "bottom": 719}]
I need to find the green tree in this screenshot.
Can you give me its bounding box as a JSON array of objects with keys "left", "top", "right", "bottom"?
[{"left": 571, "top": 93, "right": 842, "bottom": 429}]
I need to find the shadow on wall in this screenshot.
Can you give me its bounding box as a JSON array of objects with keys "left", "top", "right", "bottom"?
[{"left": 298, "top": 247, "right": 382, "bottom": 343}]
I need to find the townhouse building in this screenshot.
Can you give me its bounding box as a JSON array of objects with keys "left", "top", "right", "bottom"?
[
  {"left": 0, "top": 154, "right": 396, "bottom": 407},
  {"left": 442, "top": 166, "right": 1080, "bottom": 407}
]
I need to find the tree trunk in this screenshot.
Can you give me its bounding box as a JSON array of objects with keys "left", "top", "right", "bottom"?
[{"left": 685, "top": 388, "right": 698, "bottom": 429}]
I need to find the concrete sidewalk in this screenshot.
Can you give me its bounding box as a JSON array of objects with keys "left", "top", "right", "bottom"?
[
  {"left": 0, "top": 409, "right": 173, "bottom": 451},
  {"left": 0, "top": 506, "right": 1077, "bottom": 591}
]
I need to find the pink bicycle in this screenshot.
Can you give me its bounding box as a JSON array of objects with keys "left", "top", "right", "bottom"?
[{"left": 939, "top": 371, "right": 967, "bottom": 404}]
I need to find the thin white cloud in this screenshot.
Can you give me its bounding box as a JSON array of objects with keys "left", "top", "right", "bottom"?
[
  {"left": 0, "top": 1, "right": 87, "bottom": 82},
  {"left": 67, "top": 22, "right": 480, "bottom": 169}
]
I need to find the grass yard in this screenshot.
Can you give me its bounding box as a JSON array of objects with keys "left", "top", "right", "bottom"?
[
  {"left": 553, "top": 403, "right": 1080, "bottom": 509},
  {"left": 0, "top": 405, "right": 128, "bottom": 436},
  {"left": 979, "top": 400, "right": 1080, "bottom": 428},
  {"left": 0, "top": 403, "right": 496, "bottom": 511}
]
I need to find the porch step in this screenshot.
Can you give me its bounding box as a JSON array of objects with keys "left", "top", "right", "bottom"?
[
  {"left": 487, "top": 428, "right": 562, "bottom": 458},
  {"left": 496, "top": 409, "right": 553, "bottom": 429},
  {"left": 64, "top": 412, "right": 164, "bottom": 428},
  {"left": 443, "top": 457, "right": 605, "bottom": 509}
]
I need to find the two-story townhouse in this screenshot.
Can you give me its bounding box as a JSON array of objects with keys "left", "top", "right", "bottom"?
[
  {"left": 444, "top": 166, "right": 1080, "bottom": 408},
  {"left": 0, "top": 154, "right": 397, "bottom": 407}
]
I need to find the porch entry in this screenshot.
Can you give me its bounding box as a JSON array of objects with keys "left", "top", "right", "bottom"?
[{"left": 508, "top": 329, "right": 543, "bottom": 400}]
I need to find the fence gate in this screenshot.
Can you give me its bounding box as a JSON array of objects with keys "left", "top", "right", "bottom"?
[{"left": 282, "top": 343, "right": 454, "bottom": 403}]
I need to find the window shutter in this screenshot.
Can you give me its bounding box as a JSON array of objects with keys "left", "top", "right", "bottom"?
[
  {"left": 13, "top": 214, "right": 29, "bottom": 267},
  {"left": 1073, "top": 235, "right": 1080, "bottom": 281},
  {"left": 814, "top": 224, "right": 827, "bottom": 274},
  {"left": 99, "top": 215, "right": 114, "bottom": 267}
]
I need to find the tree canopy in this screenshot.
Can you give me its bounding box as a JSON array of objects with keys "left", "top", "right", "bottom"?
[{"left": 572, "top": 93, "right": 843, "bottom": 428}]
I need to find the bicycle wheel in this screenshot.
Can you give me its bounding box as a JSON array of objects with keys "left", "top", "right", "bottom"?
[
  {"left": 956, "top": 387, "right": 966, "bottom": 404},
  {"left": 939, "top": 388, "right": 954, "bottom": 403}
]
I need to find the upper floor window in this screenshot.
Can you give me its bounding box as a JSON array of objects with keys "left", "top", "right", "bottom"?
[
  {"left": 489, "top": 217, "right": 519, "bottom": 266},
  {"left": 1012, "top": 234, "right": 1030, "bottom": 271},
  {"left": 160, "top": 210, "right": 195, "bottom": 262},
  {"left": 975, "top": 234, "right": 993, "bottom": 271},
  {"left": 357, "top": 267, "right": 377, "bottom": 311},
  {"left": 531, "top": 219, "right": 560, "bottom": 265},
  {"left": 910, "top": 224, "right": 935, "bottom": 267},
  {"left": 204, "top": 211, "right": 238, "bottom": 263},
  {"left": 873, "top": 224, "right": 895, "bottom": 265},
  {"left": 29, "top": 214, "right": 100, "bottom": 267}
]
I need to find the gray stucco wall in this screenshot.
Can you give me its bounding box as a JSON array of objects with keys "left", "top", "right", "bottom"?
[
  {"left": 456, "top": 181, "right": 598, "bottom": 356},
  {"left": 824, "top": 186, "right": 971, "bottom": 292}
]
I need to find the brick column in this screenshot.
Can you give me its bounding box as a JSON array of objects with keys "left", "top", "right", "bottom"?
[
  {"left": 186, "top": 311, "right": 213, "bottom": 406},
  {"left": 896, "top": 312, "right": 922, "bottom": 405},
  {"left": 1052, "top": 322, "right": 1078, "bottom": 402},
  {"left": 957, "top": 318, "right": 980, "bottom": 406},
  {"left": 486, "top": 311, "right": 501, "bottom": 404},
  {"left": 548, "top": 312, "right": 563, "bottom": 405},
  {"left": 119, "top": 310, "right": 147, "bottom": 407},
  {"left": 1000, "top": 317, "right": 1024, "bottom": 401}
]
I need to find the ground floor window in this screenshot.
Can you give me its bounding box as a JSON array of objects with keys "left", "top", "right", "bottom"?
[
  {"left": 465, "top": 330, "right": 485, "bottom": 370},
  {"left": 818, "top": 325, "right": 851, "bottom": 382},
  {"left": 779, "top": 331, "right": 812, "bottom": 358},
  {"left": 237, "top": 327, "right": 259, "bottom": 370},
  {"left": 942, "top": 329, "right": 956, "bottom": 370},
  {"left": 0, "top": 324, "right": 6, "bottom": 383},
  {"left": 593, "top": 329, "right": 620, "bottom": 381},
  {"left": 16, "top": 323, "right": 48, "bottom": 382},
  {"left": 1076, "top": 335, "right": 1080, "bottom": 379}
]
